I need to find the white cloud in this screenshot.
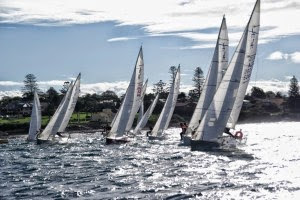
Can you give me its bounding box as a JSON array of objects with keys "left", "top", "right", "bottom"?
[
  {"left": 0, "top": 79, "right": 294, "bottom": 99},
  {"left": 81, "top": 81, "right": 129, "bottom": 95},
  {"left": 0, "top": 90, "right": 23, "bottom": 99},
  {"left": 290, "top": 52, "right": 300, "bottom": 63},
  {"left": 266, "top": 51, "right": 300, "bottom": 63},
  {"left": 1, "top": 0, "right": 299, "bottom": 46},
  {"left": 248, "top": 79, "right": 290, "bottom": 95},
  {"left": 0, "top": 81, "right": 23, "bottom": 86},
  {"left": 107, "top": 37, "right": 137, "bottom": 42}
]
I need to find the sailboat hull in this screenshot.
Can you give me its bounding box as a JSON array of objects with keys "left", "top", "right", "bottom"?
[
  {"left": 0, "top": 139, "right": 8, "bottom": 144},
  {"left": 106, "top": 137, "right": 129, "bottom": 145},
  {"left": 182, "top": 135, "right": 192, "bottom": 146},
  {"left": 190, "top": 139, "right": 220, "bottom": 151},
  {"left": 36, "top": 139, "right": 51, "bottom": 145},
  {"left": 148, "top": 135, "right": 165, "bottom": 141}
]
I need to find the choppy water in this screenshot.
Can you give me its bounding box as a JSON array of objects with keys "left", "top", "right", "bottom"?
[{"left": 1, "top": 122, "right": 300, "bottom": 199}]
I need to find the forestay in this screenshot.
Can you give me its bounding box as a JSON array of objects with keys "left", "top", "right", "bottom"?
[
  {"left": 228, "top": 0, "right": 260, "bottom": 129},
  {"left": 109, "top": 47, "right": 144, "bottom": 138},
  {"left": 151, "top": 66, "right": 180, "bottom": 137},
  {"left": 28, "top": 91, "right": 42, "bottom": 141},
  {"left": 194, "top": 0, "right": 260, "bottom": 142},
  {"left": 133, "top": 93, "right": 159, "bottom": 135},
  {"left": 187, "top": 16, "right": 228, "bottom": 136}
]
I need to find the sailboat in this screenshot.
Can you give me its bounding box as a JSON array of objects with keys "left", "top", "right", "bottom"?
[
  {"left": 27, "top": 91, "right": 42, "bottom": 141},
  {"left": 37, "top": 73, "right": 81, "bottom": 144},
  {"left": 106, "top": 47, "right": 144, "bottom": 144},
  {"left": 191, "top": 0, "right": 260, "bottom": 150},
  {"left": 183, "top": 16, "right": 229, "bottom": 145},
  {"left": 148, "top": 66, "right": 180, "bottom": 140},
  {"left": 133, "top": 93, "right": 159, "bottom": 135}
]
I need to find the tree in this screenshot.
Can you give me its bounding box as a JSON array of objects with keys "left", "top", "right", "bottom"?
[
  {"left": 169, "top": 66, "right": 177, "bottom": 82},
  {"left": 45, "top": 87, "right": 60, "bottom": 116},
  {"left": 192, "top": 67, "right": 204, "bottom": 98},
  {"left": 288, "top": 76, "right": 300, "bottom": 111},
  {"left": 152, "top": 80, "right": 167, "bottom": 94},
  {"left": 265, "top": 91, "right": 275, "bottom": 98},
  {"left": 22, "top": 74, "right": 39, "bottom": 99},
  {"left": 178, "top": 92, "right": 186, "bottom": 102},
  {"left": 251, "top": 86, "right": 266, "bottom": 99},
  {"left": 60, "top": 81, "right": 71, "bottom": 94}
]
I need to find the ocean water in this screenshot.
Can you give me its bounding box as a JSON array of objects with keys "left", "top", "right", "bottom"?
[{"left": 1, "top": 122, "right": 300, "bottom": 199}]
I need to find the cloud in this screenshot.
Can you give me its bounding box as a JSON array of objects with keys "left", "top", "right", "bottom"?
[
  {"left": 0, "top": 81, "right": 23, "bottom": 86},
  {"left": 1, "top": 0, "right": 299, "bottom": 46},
  {"left": 290, "top": 52, "right": 300, "bottom": 63},
  {"left": 81, "top": 81, "right": 129, "bottom": 95},
  {"left": 247, "top": 79, "right": 290, "bottom": 95},
  {"left": 266, "top": 51, "right": 300, "bottom": 63},
  {"left": 266, "top": 51, "right": 289, "bottom": 60},
  {"left": 107, "top": 37, "right": 137, "bottom": 42},
  {"left": 0, "top": 79, "right": 293, "bottom": 99}
]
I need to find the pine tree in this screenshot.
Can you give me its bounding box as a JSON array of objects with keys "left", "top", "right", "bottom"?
[
  {"left": 22, "top": 74, "right": 39, "bottom": 99},
  {"left": 192, "top": 67, "right": 204, "bottom": 98},
  {"left": 288, "top": 76, "right": 300, "bottom": 111}
]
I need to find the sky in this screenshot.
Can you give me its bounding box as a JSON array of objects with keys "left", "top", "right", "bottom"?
[{"left": 0, "top": 0, "right": 299, "bottom": 98}]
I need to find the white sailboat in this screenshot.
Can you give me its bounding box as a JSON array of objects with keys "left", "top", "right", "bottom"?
[
  {"left": 191, "top": 0, "right": 260, "bottom": 149},
  {"left": 183, "top": 16, "right": 228, "bottom": 145},
  {"left": 37, "top": 73, "right": 81, "bottom": 143},
  {"left": 148, "top": 66, "right": 180, "bottom": 140},
  {"left": 133, "top": 93, "right": 159, "bottom": 135},
  {"left": 27, "top": 91, "right": 42, "bottom": 141},
  {"left": 106, "top": 47, "right": 144, "bottom": 144}
]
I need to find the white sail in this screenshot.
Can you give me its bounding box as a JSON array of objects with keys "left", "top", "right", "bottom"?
[
  {"left": 187, "top": 16, "right": 228, "bottom": 136},
  {"left": 137, "top": 102, "right": 144, "bottom": 124},
  {"left": 58, "top": 73, "right": 81, "bottom": 132},
  {"left": 137, "top": 79, "right": 148, "bottom": 124},
  {"left": 194, "top": 0, "right": 260, "bottom": 142},
  {"left": 133, "top": 93, "right": 159, "bottom": 134},
  {"left": 151, "top": 66, "right": 180, "bottom": 137},
  {"left": 109, "top": 47, "right": 144, "bottom": 138},
  {"left": 38, "top": 74, "right": 80, "bottom": 140},
  {"left": 228, "top": 1, "right": 260, "bottom": 129},
  {"left": 27, "top": 91, "right": 42, "bottom": 141}
]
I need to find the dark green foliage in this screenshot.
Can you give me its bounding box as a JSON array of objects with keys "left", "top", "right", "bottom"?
[
  {"left": 192, "top": 67, "right": 204, "bottom": 98},
  {"left": 251, "top": 86, "right": 266, "bottom": 99},
  {"left": 22, "top": 74, "right": 39, "bottom": 100},
  {"left": 288, "top": 76, "right": 300, "bottom": 111}
]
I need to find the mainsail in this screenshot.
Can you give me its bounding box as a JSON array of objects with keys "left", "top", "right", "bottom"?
[
  {"left": 133, "top": 93, "right": 159, "bottom": 135},
  {"left": 194, "top": 0, "right": 260, "bottom": 142},
  {"left": 151, "top": 66, "right": 180, "bottom": 137},
  {"left": 27, "top": 91, "right": 42, "bottom": 141},
  {"left": 38, "top": 73, "right": 81, "bottom": 140},
  {"left": 228, "top": 1, "right": 260, "bottom": 129},
  {"left": 108, "top": 47, "right": 144, "bottom": 138},
  {"left": 187, "top": 16, "right": 228, "bottom": 136}
]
